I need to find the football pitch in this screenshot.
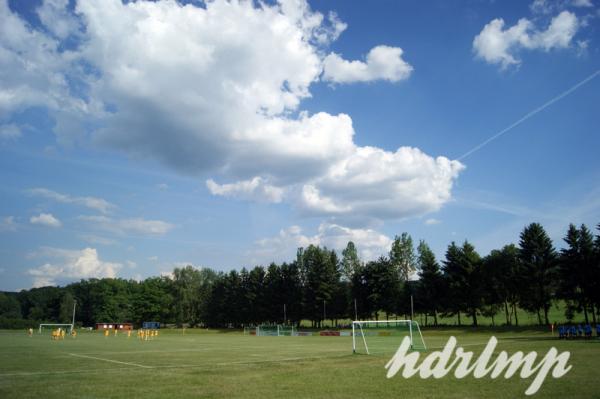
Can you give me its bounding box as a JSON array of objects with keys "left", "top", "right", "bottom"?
[{"left": 1, "top": 328, "right": 599, "bottom": 398}]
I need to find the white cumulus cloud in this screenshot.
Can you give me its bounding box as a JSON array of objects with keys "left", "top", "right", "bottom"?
[
  {"left": 207, "top": 177, "right": 285, "bottom": 203},
  {"left": 36, "top": 0, "right": 82, "bottom": 39},
  {"left": 473, "top": 11, "right": 579, "bottom": 68},
  {"left": 28, "top": 188, "right": 115, "bottom": 214},
  {"left": 0, "top": 0, "right": 461, "bottom": 225},
  {"left": 322, "top": 45, "right": 413, "bottom": 84},
  {"left": 30, "top": 213, "right": 62, "bottom": 228},
  {"left": 79, "top": 215, "right": 174, "bottom": 236},
  {"left": 251, "top": 223, "right": 392, "bottom": 265},
  {"left": 27, "top": 247, "right": 120, "bottom": 287},
  {"left": 531, "top": 0, "right": 594, "bottom": 14},
  {"left": 297, "top": 146, "right": 464, "bottom": 221}
]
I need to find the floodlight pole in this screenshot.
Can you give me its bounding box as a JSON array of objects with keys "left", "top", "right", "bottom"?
[
  {"left": 72, "top": 300, "right": 77, "bottom": 330},
  {"left": 323, "top": 300, "right": 326, "bottom": 326},
  {"left": 410, "top": 295, "right": 414, "bottom": 321},
  {"left": 354, "top": 298, "right": 358, "bottom": 320},
  {"left": 283, "top": 304, "right": 287, "bottom": 324}
]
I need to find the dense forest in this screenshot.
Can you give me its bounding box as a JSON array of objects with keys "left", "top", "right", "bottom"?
[{"left": 1, "top": 222, "right": 599, "bottom": 329}]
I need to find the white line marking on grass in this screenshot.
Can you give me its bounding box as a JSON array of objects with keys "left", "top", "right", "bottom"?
[
  {"left": 68, "top": 353, "right": 153, "bottom": 369},
  {"left": 425, "top": 337, "right": 540, "bottom": 350},
  {"left": 0, "top": 367, "right": 133, "bottom": 377},
  {"left": 1, "top": 352, "right": 351, "bottom": 378}
]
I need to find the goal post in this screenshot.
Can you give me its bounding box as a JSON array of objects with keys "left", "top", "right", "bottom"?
[
  {"left": 352, "top": 320, "right": 426, "bottom": 355},
  {"left": 39, "top": 323, "right": 73, "bottom": 334},
  {"left": 277, "top": 325, "right": 295, "bottom": 336},
  {"left": 255, "top": 325, "right": 296, "bottom": 336}
]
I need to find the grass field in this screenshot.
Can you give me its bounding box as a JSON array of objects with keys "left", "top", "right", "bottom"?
[{"left": 1, "top": 328, "right": 599, "bottom": 398}]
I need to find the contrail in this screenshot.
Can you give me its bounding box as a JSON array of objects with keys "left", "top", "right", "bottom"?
[{"left": 458, "top": 69, "right": 600, "bottom": 161}]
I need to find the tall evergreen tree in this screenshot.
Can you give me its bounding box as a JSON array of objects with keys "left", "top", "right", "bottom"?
[
  {"left": 579, "top": 225, "right": 596, "bottom": 324},
  {"left": 341, "top": 241, "right": 361, "bottom": 281},
  {"left": 519, "top": 223, "right": 557, "bottom": 325},
  {"left": 362, "top": 256, "right": 401, "bottom": 320},
  {"left": 279, "top": 262, "right": 302, "bottom": 325},
  {"left": 416, "top": 240, "right": 443, "bottom": 326},
  {"left": 559, "top": 224, "right": 597, "bottom": 324},
  {"left": 592, "top": 223, "right": 600, "bottom": 322},
  {"left": 442, "top": 242, "right": 464, "bottom": 325},
  {"left": 483, "top": 244, "right": 522, "bottom": 326},
  {"left": 298, "top": 245, "right": 340, "bottom": 327},
  {"left": 459, "top": 241, "right": 483, "bottom": 326}
]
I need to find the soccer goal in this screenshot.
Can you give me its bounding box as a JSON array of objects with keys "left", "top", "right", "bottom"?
[
  {"left": 39, "top": 323, "right": 73, "bottom": 334},
  {"left": 352, "top": 320, "right": 426, "bottom": 355},
  {"left": 256, "top": 325, "right": 296, "bottom": 336}
]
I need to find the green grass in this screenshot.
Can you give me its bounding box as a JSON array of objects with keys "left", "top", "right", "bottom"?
[{"left": 1, "top": 328, "right": 599, "bottom": 398}]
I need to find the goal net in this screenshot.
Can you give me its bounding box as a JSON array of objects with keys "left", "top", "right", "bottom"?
[
  {"left": 39, "top": 323, "right": 73, "bottom": 334},
  {"left": 256, "top": 325, "right": 296, "bottom": 336},
  {"left": 352, "top": 320, "right": 426, "bottom": 355}
]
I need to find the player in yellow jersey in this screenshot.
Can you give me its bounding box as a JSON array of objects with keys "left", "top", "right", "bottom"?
[
  {"left": 60, "top": 329, "right": 65, "bottom": 339},
  {"left": 114, "top": 328, "right": 118, "bottom": 336},
  {"left": 71, "top": 329, "right": 77, "bottom": 338},
  {"left": 104, "top": 329, "right": 109, "bottom": 337},
  {"left": 127, "top": 330, "right": 131, "bottom": 338},
  {"left": 28, "top": 328, "right": 33, "bottom": 337}
]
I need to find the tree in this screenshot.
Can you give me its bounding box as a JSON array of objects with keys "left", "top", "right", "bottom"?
[
  {"left": 592, "top": 223, "right": 600, "bottom": 322},
  {"left": 299, "top": 245, "right": 341, "bottom": 327},
  {"left": 246, "top": 267, "right": 266, "bottom": 324},
  {"left": 460, "top": 241, "right": 484, "bottom": 326},
  {"left": 483, "top": 244, "right": 522, "bottom": 326},
  {"left": 442, "top": 241, "right": 483, "bottom": 326},
  {"left": 59, "top": 291, "right": 75, "bottom": 324},
  {"left": 578, "top": 225, "right": 597, "bottom": 324},
  {"left": 519, "top": 223, "right": 557, "bottom": 325},
  {"left": 442, "top": 242, "right": 464, "bottom": 325},
  {"left": 362, "top": 256, "right": 401, "bottom": 320},
  {"left": 341, "top": 241, "right": 361, "bottom": 281},
  {"left": 559, "top": 224, "right": 596, "bottom": 324},
  {"left": 172, "top": 266, "right": 203, "bottom": 326},
  {"left": 132, "top": 276, "right": 175, "bottom": 326},
  {"left": 279, "top": 262, "right": 303, "bottom": 326},
  {"left": 389, "top": 233, "right": 416, "bottom": 281},
  {"left": 351, "top": 262, "right": 371, "bottom": 320},
  {"left": 0, "top": 292, "right": 21, "bottom": 319},
  {"left": 416, "top": 240, "right": 443, "bottom": 326}
]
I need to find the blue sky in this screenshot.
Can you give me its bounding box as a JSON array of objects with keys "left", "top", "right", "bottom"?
[{"left": 0, "top": 0, "right": 599, "bottom": 290}]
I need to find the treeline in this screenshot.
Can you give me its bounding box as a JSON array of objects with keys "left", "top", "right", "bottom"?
[{"left": 1, "top": 222, "right": 599, "bottom": 329}]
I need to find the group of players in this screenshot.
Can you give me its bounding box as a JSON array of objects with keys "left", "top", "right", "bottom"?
[
  {"left": 27, "top": 327, "right": 77, "bottom": 339},
  {"left": 137, "top": 329, "right": 159, "bottom": 340},
  {"left": 101, "top": 328, "right": 159, "bottom": 341},
  {"left": 27, "top": 326, "right": 160, "bottom": 340},
  {"left": 557, "top": 324, "right": 600, "bottom": 339}
]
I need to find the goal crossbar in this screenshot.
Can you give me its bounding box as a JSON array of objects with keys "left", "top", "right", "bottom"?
[
  {"left": 352, "top": 320, "right": 426, "bottom": 354},
  {"left": 39, "top": 323, "right": 73, "bottom": 334}
]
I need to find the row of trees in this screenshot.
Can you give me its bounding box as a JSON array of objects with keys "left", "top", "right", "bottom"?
[{"left": 1, "top": 222, "right": 599, "bottom": 328}]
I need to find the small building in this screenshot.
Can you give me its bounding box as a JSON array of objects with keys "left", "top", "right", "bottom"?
[
  {"left": 95, "top": 322, "right": 133, "bottom": 331},
  {"left": 142, "top": 321, "right": 160, "bottom": 329}
]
